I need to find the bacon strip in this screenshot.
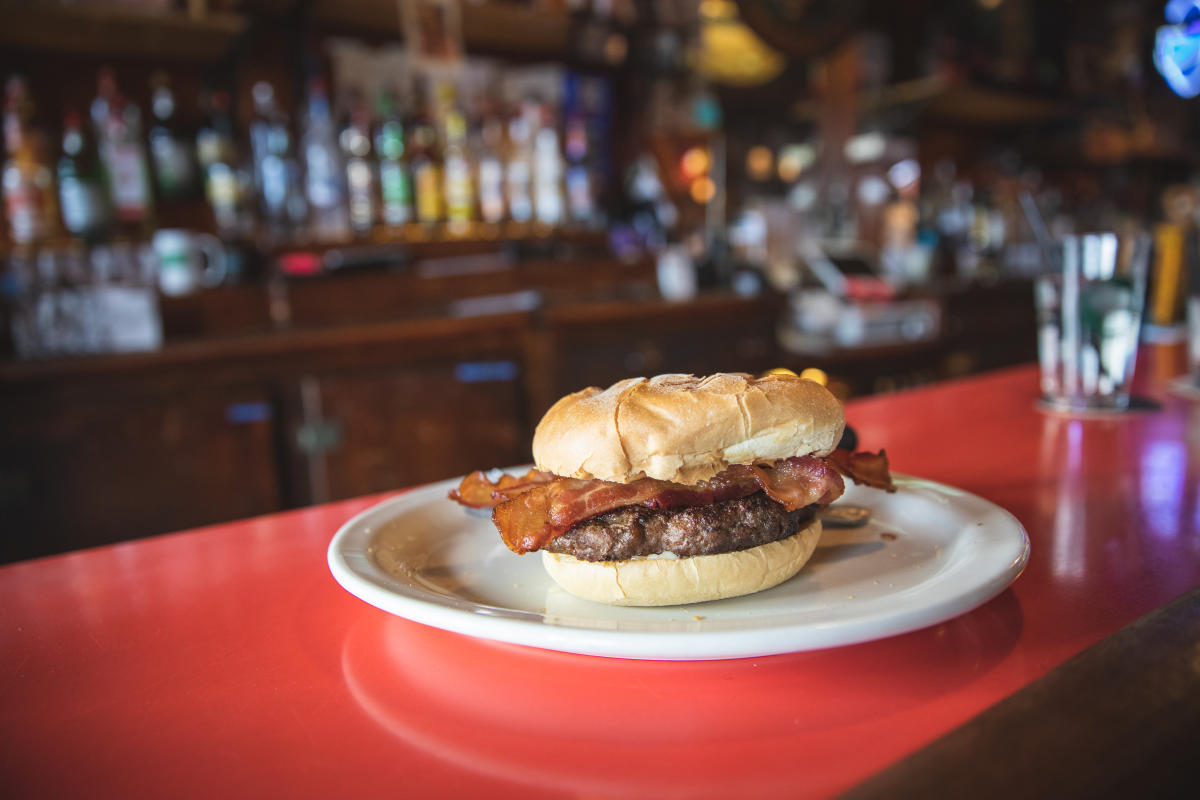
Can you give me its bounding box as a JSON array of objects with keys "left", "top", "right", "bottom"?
[
  {"left": 491, "top": 456, "right": 845, "bottom": 554},
  {"left": 828, "top": 448, "right": 896, "bottom": 492},
  {"left": 448, "top": 468, "right": 557, "bottom": 508},
  {"left": 743, "top": 458, "right": 847, "bottom": 509}
]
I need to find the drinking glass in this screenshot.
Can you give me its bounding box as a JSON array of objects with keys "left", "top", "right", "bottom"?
[{"left": 1035, "top": 232, "right": 1151, "bottom": 412}]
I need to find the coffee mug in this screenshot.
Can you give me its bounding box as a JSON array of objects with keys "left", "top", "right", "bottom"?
[{"left": 153, "top": 229, "right": 227, "bottom": 296}]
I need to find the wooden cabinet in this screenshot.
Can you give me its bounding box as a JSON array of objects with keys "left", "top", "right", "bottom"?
[
  {"left": 532, "top": 293, "right": 784, "bottom": 418},
  {"left": 782, "top": 280, "right": 1038, "bottom": 397},
  {"left": 0, "top": 290, "right": 791, "bottom": 563},
  {"left": 287, "top": 362, "right": 527, "bottom": 505},
  {"left": 941, "top": 280, "right": 1038, "bottom": 373},
  {"left": 0, "top": 281, "right": 1034, "bottom": 564},
  {"left": 0, "top": 311, "right": 536, "bottom": 561},
  {"left": 0, "top": 383, "right": 281, "bottom": 563}
]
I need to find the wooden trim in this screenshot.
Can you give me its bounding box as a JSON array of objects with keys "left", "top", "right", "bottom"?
[
  {"left": 0, "top": 312, "right": 530, "bottom": 387},
  {"left": 0, "top": 4, "right": 247, "bottom": 62}
]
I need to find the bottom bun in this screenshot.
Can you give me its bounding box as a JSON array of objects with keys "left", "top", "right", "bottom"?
[{"left": 541, "top": 519, "right": 822, "bottom": 607}]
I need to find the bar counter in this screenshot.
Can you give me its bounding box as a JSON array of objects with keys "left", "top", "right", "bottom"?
[{"left": 3, "top": 346, "right": 1198, "bottom": 797}]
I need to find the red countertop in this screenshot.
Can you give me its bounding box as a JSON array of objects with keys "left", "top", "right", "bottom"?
[{"left": 3, "top": 347, "right": 1199, "bottom": 799}]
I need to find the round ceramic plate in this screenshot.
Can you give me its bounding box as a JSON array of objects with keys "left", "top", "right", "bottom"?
[{"left": 328, "top": 472, "right": 1029, "bottom": 660}]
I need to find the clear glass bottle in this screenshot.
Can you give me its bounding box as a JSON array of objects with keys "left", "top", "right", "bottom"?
[
  {"left": 339, "top": 89, "right": 377, "bottom": 236},
  {"left": 505, "top": 102, "right": 533, "bottom": 226},
  {"left": 302, "top": 79, "right": 350, "bottom": 241},
  {"left": 476, "top": 99, "right": 506, "bottom": 226},
  {"left": 563, "top": 111, "right": 594, "bottom": 225},
  {"left": 532, "top": 102, "right": 564, "bottom": 227},
  {"left": 249, "top": 81, "right": 304, "bottom": 240},
  {"left": 58, "top": 110, "right": 113, "bottom": 242}
]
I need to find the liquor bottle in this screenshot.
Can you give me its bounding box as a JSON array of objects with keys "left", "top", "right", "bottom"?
[
  {"left": 57, "top": 110, "right": 113, "bottom": 242},
  {"left": 476, "top": 100, "right": 506, "bottom": 226},
  {"left": 147, "top": 72, "right": 198, "bottom": 205},
  {"left": 301, "top": 79, "right": 350, "bottom": 241},
  {"left": 563, "top": 111, "right": 594, "bottom": 225},
  {"left": 91, "top": 69, "right": 153, "bottom": 232},
  {"left": 505, "top": 102, "right": 533, "bottom": 226},
  {"left": 531, "top": 102, "right": 564, "bottom": 227},
  {"left": 339, "top": 89, "right": 377, "bottom": 236},
  {"left": 249, "top": 81, "right": 304, "bottom": 240},
  {"left": 374, "top": 88, "right": 412, "bottom": 228},
  {"left": 439, "top": 83, "right": 473, "bottom": 235},
  {"left": 196, "top": 90, "right": 243, "bottom": 236},
  {"left": 3, "top": 76, "right": 58, "bottom": 245},
  {"left": 409, "top": 81, "right": 443, "bottom": 228}
]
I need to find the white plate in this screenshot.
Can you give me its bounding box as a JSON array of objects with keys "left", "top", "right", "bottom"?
[{"left": 328, "top": 473, "right": 1029, "bottom": 660}]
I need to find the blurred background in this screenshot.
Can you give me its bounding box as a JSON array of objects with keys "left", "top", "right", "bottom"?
[{"left": 1, "top": 0, "right": 1198, "bottom": 562}]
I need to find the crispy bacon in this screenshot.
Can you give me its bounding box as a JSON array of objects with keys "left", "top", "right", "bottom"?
[
  {"left": 743, "top": 458, "right": 847, "bottom": 509},
  {"left": 491, "top": 456, "right": 845, "bottom": 554},
  {"left": 828, "top": 448, "right": 896, "bottom": 492},
  {"left": 448, "top": 468, "right": 557, "bottom": 509}
]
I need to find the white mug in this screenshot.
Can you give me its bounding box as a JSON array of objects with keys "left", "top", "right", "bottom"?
[{"left": 153, "top": 229, "right": 227, "bottom": 296}]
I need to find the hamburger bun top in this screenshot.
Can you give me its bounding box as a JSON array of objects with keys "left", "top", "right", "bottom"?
[{"left": 532, "top": 372, "right": 845, "bottom": 485}]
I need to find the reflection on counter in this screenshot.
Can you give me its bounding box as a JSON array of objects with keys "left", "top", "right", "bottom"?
[{"left": 339, "top": 594, "right": 1023, "bottom": 798}]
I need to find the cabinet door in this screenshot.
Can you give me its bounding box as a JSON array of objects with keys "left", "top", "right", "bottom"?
[
  {"left": 288, "top": 360, "right": 526, "bottom": 504},
  {"left": 0, "top": 385, "right": 282, "bottom": 563},
  {"left": 942, "top": 281, "right": 1037, "bottom": 372},
  {"left": 541, "top": 296, "right": 781, "bottom": 417}
]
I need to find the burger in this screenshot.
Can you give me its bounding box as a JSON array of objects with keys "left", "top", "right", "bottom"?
[{"left": 450, "top": 372, "right": 893, "bottom": 607}]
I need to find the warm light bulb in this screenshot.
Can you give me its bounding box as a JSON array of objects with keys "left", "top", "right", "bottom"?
[
  {"left": 604, "top": 33, "right": 628, "bottom": 64},
  {"left": 746, "top": 146, "right": 773, "bottom": 181},
  {"left": 681, "top": 146, "right": 712, "bottom": 179},
  {"left": 777, "top": 144, "right": 814, "bottom": 182},
  {"left": 799, "top": 367, "right": 828, "bottom": 385},
  {"left": 690, "top": 176, "right": 717, "bottom": 204}
]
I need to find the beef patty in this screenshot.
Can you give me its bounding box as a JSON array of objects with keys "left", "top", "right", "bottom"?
[{"left": 544, "top": 491, "right": 817, "bottom": 562}]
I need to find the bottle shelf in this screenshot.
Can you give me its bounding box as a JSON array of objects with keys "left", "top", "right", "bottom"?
[
  {"left": 0, "top": 226, "right": 610, "bottom": 265},
  {"left": 273, "top": 225, "right": 609, "bottom": 260},
  {"left": 0, "top": 4, "right": 248, "bottom": 63}
]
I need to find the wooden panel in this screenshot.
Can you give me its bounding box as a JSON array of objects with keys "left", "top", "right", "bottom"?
[
  {"left": 459, "top": 3, "right": 571, "bottom": 60},
  {"left": 0, "top": 4, "right": 248, "bottom": 63},
  {"left": 0, "top": 313, "right": 532, "bottom": 396},
  {"left": 299, "top": 362, "right": 527, "bottom": 503},
  {"left": 941, "top": 280, "right": 1037, "bottom": 373},
  {"left": 0, "top": 312, "right": 535, "bottom": 562},
  {"left": 783, "top": 339, "right": 950, "bottom": 397},
  {"left": 0, "top": 383, "right": 282, "bottom": 563},
  {"left": 159, "top": 284, "right": 276, "bottom": 342},
  {"left": 537, "top": 293, "right": 783, "bottom": 417},
  {"left": 283, "top": 258, "right": 653, "bottom": 329}
]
